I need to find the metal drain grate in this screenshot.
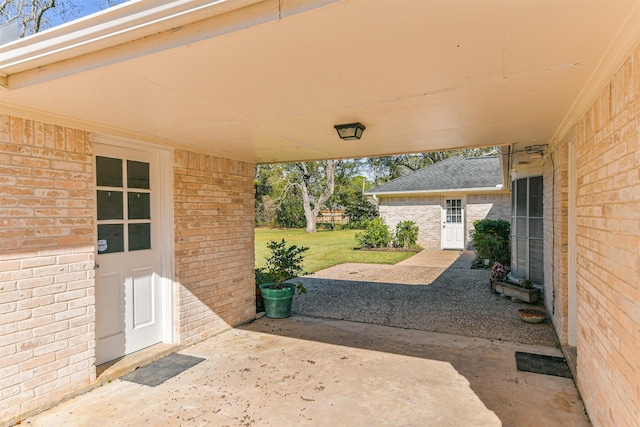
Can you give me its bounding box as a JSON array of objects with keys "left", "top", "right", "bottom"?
[
  {"left": 122, "top": 353, "right": 205, "bottom": 387},
  {"left": 515, "top": 352, "right": 573, "bottom": 378}
]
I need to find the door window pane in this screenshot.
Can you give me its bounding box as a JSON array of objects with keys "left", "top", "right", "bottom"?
[
  {"left": 129, "top": 223, "right": 151, "bottom": 251},
  {"left": 128, "top": 192, "right": 150, "bottom": 220},
  {"left": 97, "top": 191, "right": 123, "bottom": 220},
  {"left": 96, "top": 156, "right": 123, "bottom": 187},
  {"left": 446, "top": 199, "right": 462, "bottom": 223},
  {"left": 127, "top": 160, "right": 150, "bottom": 189},
  {"left": 98, "top": 224, "right": 124, "bottom": 254},
  {"left": 97, "top": 154, "right": 153, "bottom": 254}
]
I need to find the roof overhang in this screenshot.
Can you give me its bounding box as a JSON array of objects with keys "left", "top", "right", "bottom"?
[
  {"left": 1, "top": 0, "right": 640, "bottom": 164},
  {"left": 366, "top": 187, "right": 508, "bottom": 198}
]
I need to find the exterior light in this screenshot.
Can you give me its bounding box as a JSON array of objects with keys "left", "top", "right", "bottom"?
[{"left": 334, "top": 122, "right": 365, "bottom": 140}]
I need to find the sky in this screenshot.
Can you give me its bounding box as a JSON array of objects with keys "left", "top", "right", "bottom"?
[{"left": 44, "top": 0, "right": 129, "bottom": 29}]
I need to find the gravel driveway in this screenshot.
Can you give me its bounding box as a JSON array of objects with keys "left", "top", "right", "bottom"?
[{"left": 292, "top": 251, "right": 559, "bottom": 347}]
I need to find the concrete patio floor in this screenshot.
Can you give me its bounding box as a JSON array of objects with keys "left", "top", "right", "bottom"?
[
  {"left": 24, "top": 315, "right": 589, "bottom": 427},
  {"left": 21, "top": 251, "right": 590, "bottom": 426}
]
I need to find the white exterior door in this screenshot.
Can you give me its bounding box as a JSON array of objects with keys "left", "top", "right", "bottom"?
[
  {"left": 442, "top": 198, "right": 465, "bottom": 250},
  {"left": 95, "top": 144, "right": 164, "bottom": 365}
]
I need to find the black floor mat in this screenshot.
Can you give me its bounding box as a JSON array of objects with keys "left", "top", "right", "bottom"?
[
  {"left": 515, "top": 351, "right": 573, "bottom": 378},
  {"left": 122, "top": 353, "right": 205, "bottom": 387}
]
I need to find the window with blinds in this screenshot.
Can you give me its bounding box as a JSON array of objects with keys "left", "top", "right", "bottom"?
[{"left": 511, "top": 176, "right": 544, "bottom": 284}]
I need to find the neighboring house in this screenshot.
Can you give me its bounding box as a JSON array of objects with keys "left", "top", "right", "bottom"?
[
  {"left": 0, "top": 1, "right": 638, "bottom": 426},
  {"left": 366, "top": 157, "right": 510, "bottom": 251}
]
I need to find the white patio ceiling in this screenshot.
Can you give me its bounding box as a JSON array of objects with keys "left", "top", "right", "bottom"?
[{"left": 1, "top": 0, "right": 639, "bottom": 164}]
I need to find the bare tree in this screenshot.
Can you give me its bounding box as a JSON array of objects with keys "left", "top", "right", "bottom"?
[
  {"left": 296, "top": 160, "right": 338, "bottom": 233},
  {"left": 0, "top": 0, "right": 126, "bottom": 38},
  {"left": 1, "top": 0, "right": 61, "bottom": 37}
]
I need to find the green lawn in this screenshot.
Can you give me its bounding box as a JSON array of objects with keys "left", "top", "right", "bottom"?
[{"left": 255, "top": 228, "right": 417, "bottom": 274}]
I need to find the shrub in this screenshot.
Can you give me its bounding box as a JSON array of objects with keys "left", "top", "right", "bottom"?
[
  {"left": 393, "top": 220, "right": 419, "bottom": 248},
  {"left": 470, "top": 219, "right": 510, "bottom": 266},
  {"left": 355, "top": 218, "right": 391, "bottom": 248}
]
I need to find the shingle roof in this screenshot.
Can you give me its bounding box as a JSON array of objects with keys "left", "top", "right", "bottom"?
[{"left": 366, "top": 156, "right": 502, "bottom": 194}]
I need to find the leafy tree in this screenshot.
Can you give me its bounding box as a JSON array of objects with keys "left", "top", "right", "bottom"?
[
  {"left": 274, "top": 191, "right": 306, "bottom": 228},
  {"left": 255, "top": 164, "right": 274, "bottom": 226},
  {"left": 367, "top": 152, "right": 451, "bottom": 185},
  {"left": 338, "top": 177, "right": 377, "bottom": 228},
  {"left": 366, "top": 147, "right": 498, "bottom": 185}
]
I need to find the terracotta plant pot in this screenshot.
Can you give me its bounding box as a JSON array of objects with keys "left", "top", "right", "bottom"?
[{"left": 518, "top": 308, "right": 546, "bottom": 323}]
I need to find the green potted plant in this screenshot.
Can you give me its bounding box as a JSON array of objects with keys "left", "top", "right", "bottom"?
[{"left": 257, "top": 239, "right": 308, "bottom": 318}]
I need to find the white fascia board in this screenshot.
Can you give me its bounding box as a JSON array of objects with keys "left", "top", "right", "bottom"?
[
  {"left": 0, "top": 0, "right": 341, "bottom": 80},
  {"left": 0, "top": 0, "right": 262, "bottom": 75},
  {"left": 366, "top": 187, "right": 507, "bottom": 197}
]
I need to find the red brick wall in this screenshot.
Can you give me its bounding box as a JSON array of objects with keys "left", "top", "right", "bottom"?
[
  {"left": 574, "top": 43, "right": 640, "bottom": 426},
  {"left": 173, "top": 150, "right": 255, "bottom": 346},
  {"left": 0, "top": 115, "right": 95, "bottom": 424}
]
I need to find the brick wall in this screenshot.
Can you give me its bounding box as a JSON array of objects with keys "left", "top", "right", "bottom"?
[
  {"left": 466, "top": 193, "right": 511, "bottom": 247},
  {"left": 574, "top": 43, "right": 640, "bottom": 426},
  {"left": 173, "top": 150, "right": 255, "bottom": 347},
  {"left": 543, "top": 143, "right": 570, "bottom": 344},
  {"left": 0, "top": 115, "right": 95, "bottom": 424},
  {"left": 378, "top": 195, "right": 442, "bottom": 249},
  {"left": 378, "top": 193, "right": 510, "bottom": 250}
]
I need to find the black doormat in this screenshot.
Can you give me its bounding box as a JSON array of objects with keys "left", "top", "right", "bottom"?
[
  {"left": 515, "top": 351, "right": 573, "bottom": 378},
  {"left": 122, "top": 353, "right": 205, "bottom": 387}
]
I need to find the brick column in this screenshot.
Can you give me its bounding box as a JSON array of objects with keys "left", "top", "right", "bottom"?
[
  {"left": 0, "top": 115, "right": 95, "bottom": 424},
  {"left": 573, "top": 44, "right": 640, "bottom": 426},
  {"left": 173, "top": 150, "right": 255, "bottom": 347}
]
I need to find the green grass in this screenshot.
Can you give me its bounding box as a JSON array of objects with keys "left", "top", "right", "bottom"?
[{"left": 255, "top": 228, "right": 417, "bottom": 274}]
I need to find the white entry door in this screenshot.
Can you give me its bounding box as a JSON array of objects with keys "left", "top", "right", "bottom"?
[
  {"left": 442, "top": 198, "right": 465, "bottom": 250},
  {"left": 95, "top": 144, "right": 164, "bottom": 365}
]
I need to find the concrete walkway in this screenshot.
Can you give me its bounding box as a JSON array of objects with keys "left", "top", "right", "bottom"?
[
  {"left": 297, "top": 250, "right": 558, "bottom": 347},
  {"left": 22, "top": 251, "right": 590, "bottom": 426}
]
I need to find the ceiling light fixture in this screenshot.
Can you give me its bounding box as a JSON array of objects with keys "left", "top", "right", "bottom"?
[{"left": 334, "top": 122, "right": 365, "bottom": 140}]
